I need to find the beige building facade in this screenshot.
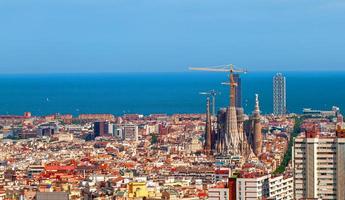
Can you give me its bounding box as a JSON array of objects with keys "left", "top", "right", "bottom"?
[{"left": 293, "top": 132, "right": 345, "bottom": 199}]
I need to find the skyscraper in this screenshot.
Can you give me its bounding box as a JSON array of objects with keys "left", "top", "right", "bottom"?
[
  {"left": 233, "top": 74, "right": 242, "bottom": 108},
  {"left": 293, "top": 126, "right": 345, "bottom": 199},
  {"left": 94, "top": 121, "right": 110, "bottom": 137},
  {"left": 273, "top": 73, "right": 286, "bottom": 115}
]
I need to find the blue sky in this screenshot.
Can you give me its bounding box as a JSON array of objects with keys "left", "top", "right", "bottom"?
[{"left": 0, "top": 0, "right": 345, "bottom": 73}]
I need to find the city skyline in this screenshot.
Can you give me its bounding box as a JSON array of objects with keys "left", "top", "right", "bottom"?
[
  {"left": 1, "top": 0, "right": 345, "bottom": 73},
  {"left": 1, "top": 1, "right": 345, "bottom": 199}
]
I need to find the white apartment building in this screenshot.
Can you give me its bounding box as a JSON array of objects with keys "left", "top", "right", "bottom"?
[
  {"left": 237, "top": 174, "right": 293, "bottom": 200},
  {"left": 269, "top": 175, "right": 294, "bottom": 200},
  {"left": 237, "top": 175, "right": 270, "bottom": 200},
  {"left": 293, "top": 131, "right": 345, "bottom": 199},
  {"left": 114, "top": 124, "right": 138, "bottom": 141},
  {"left": 208, "top": 187, "right": 229, "bottom": 200}
]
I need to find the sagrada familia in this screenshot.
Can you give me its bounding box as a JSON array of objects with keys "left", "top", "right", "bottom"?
[{"left": 203, "top": 68, "right": 263, "bottom": 159}]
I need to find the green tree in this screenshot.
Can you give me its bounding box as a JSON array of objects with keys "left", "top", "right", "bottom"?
[
  {"left": 274, "top": 116, "right": 303, "bottom": 174},
  {"left": 150, "top": 133, "right": 158, "bottom": 144}
]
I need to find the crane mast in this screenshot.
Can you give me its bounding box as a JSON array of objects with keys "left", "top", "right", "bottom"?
[
  {"left": 190, "top": 64, "right": 250, "bottom": 157},
  {"left": 190, "top": 64, "right": 247, "bottom": 108}
]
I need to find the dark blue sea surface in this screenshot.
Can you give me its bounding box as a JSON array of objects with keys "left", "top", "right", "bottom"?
[{"left": 0, "top": 72, "right": 344, "bottom": 116}]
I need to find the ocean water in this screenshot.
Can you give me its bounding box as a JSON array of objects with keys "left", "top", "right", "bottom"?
[{"left": 0, "top": 72, "right": 344, "bottom": 116}]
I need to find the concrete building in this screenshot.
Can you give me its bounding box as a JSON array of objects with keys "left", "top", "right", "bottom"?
[
  {"left": 236, "top": 174, "right": 293, "bottom": 200},
  {"left": 113, "top": 125, "right": 124, "bottom": 140},
  {"left": 37, "top": 122, "right": 59, "bottom": 137},
  {"left": 208, "top": 187, "right": 229, "bottom": 200},
  {"left": 273, "top": 73, "right": 286, "bottom": 115},
  {"left": 93, "top": 121, "right": 110, "bottom": 137},
  {"left": 186, "top": 137, "right": 202, "bottom": 153},
  {"left": 293, "top": 127, "right": 345, "bottom": 199},
  {"left": 58, "top": 133, "right": 74, "bottom": 142},
  {"left": 237, "top": 175, "right": 270, "bottom": 200},
  {"left": 123, "top": 124, "right": 138, "bottom": 142},
  {"left": 127, "top": 182, "right": 148, "bottom": 199},
  {"left": 269, "top": 175, "right": 294, "bottom": 200},
  {"left": 303, "top": 106, "right": 339, "bottom": 118},
  {"left": 35, "top": 192, "right": 69, "bottom": 200}
]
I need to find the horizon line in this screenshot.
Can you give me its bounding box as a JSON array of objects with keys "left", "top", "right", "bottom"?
[{"left": 1, "top": 69, "right": 345, "bottom": 75}]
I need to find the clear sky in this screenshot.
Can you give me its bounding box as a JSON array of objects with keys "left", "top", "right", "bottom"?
[{"left": 0, "top": 0, "right": 345, "bottom": 73}]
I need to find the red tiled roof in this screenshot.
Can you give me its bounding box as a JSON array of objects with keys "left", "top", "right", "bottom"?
[{"left": 45, "top": 165, "right": 75, "bottom": 171}]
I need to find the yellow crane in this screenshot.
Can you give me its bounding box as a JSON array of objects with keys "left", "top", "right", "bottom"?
[{"left": 190, "top": 64, "right": 247, "bottom": 107}]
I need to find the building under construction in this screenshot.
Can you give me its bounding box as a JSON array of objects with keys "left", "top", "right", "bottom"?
[{"left": 190, "top": 64, "right": 253, "bottom": 158}]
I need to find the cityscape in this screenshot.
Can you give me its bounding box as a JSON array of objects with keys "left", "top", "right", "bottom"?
[
  {"left": 1, "top": 1, "right": 345, "bottom": 200},
  {"left": 1, "top": 67, "right": 344, "bottom": 200}
]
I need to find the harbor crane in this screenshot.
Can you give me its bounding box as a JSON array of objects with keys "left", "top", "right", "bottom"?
[
  {"left": 190, "top": 64, "right": 247, "bottom": 107},
  {"left": 199, "top": 90, "right": 218, "bottom": 117}
]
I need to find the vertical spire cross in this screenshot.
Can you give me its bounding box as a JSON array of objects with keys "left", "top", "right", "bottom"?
[{"left": 255, "top": 94, "right": 260, "bottom": 112}]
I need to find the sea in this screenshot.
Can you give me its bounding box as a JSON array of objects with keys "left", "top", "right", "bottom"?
[{"left": 0, "top": 71, "right": 344, "bottom": 116}]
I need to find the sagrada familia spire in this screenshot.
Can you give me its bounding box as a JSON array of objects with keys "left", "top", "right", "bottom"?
[
  {"left": 215, "top": 66, "right": 252, "bottom": 157},
  {"left": 251, "top": 94, "right": 263, "bottom": 156},
  {"left": 190, "top": 64, "right": 252, "bottom": 158},
  {"left": 204, "top": 97, "right": 212, "bottom": 155}
]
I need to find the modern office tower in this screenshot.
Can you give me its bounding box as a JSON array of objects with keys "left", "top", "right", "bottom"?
[
  {"left": 93, "top": 121, "right": 109, "bottom": 137},
  {"left": 293, "top": 127, "right": 345, "bottom": 199},
  {"left": 233, "top": 74, "right": 242, "bottom": 108},
  {"left": 273, "top": 73, "right": 286, "bottom": 115}
]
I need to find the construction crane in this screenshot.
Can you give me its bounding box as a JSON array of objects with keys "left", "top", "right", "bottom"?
[
  {"left": 199, "top": 90, "right": 218, "bottom": 116},
  {"left": 190, "top": 64, "right": 247, "bottom": 108}
]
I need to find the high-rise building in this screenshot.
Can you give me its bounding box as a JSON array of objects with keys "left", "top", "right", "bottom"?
[
  {"left": 273, "top": 73, "right": 286, "bottom": 115},
  {"left": 233, "top": 74, "right": 242, "bottom": 108},
  {"left": 293, "top": 127, "right": 345, "bottom": 199},
  {"left": 93, "top": 121, "right": 110, "bottom": 137}
]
